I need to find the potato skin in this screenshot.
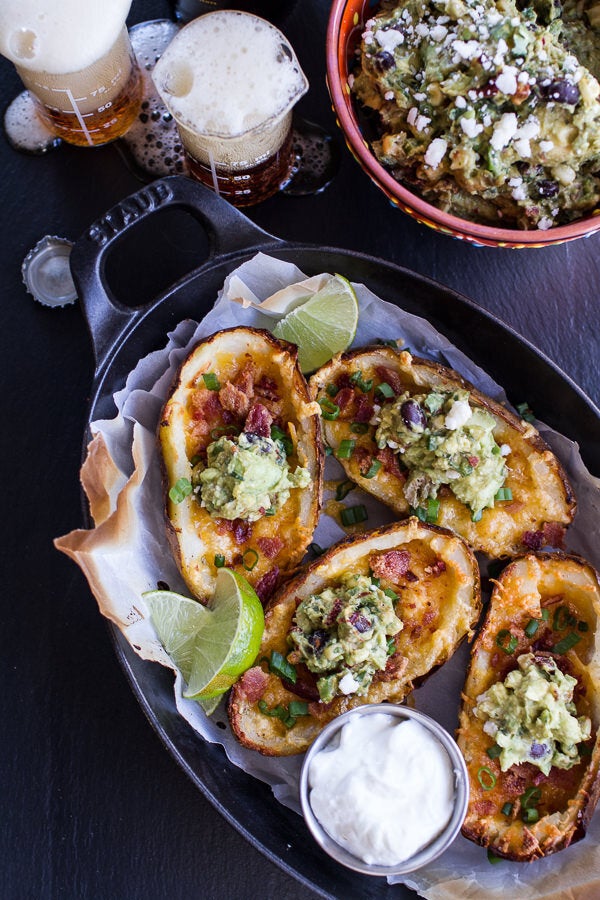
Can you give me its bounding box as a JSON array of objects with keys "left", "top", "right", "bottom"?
[
  {"left": 458, "top": 553, "right": 600, "bottom": 861},
  {"left": 158, "top": 327, "right": 323, "bottom": 602},
  {"left": 228, "top": 517, "right": 481, "bottom": 755},
  {"left": 309, "top": 348, "right": 576, "bottom": 559}
]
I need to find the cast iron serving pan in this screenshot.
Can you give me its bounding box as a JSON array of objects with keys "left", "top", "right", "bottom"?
[{"left": 69, "top": 175, "right": 600, "bottom": 900}]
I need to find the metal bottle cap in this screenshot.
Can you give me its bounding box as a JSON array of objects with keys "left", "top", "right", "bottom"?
[{"left": 22, "top": 235, "right": 77, "bottom": 307}]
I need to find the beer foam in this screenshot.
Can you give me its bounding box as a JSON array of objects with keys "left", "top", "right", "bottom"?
[
  {"left": 152, "top": 11, "right": 308, "bottom": 137},
  {"left": 0, "top": 0, "right": 132, "bottom": 74}
]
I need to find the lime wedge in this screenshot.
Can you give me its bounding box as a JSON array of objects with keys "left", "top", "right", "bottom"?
[
  {"left": 144, "top": 569, "right": 265, "bottom": 705},
  {"left": 272, "top": 274, "right": 359, "bottom": 373}
]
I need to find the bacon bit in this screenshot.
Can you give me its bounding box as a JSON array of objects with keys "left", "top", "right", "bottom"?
[
  {"left": 473, "top": 800, "right": 496, "bottom": 816},
  {"left": 244, "top": 402, "right": 273, "bottom": 437},
  {"left": 238, "top": 666, "right": 268, "bottom": 702},
  {"left": 502, "top": 768, "right": 528, "bottom": 798},
  {"left": 512, "top": 82, "right": 531, "bottom": 106},
  {"left": 370, "top": 549, "right": 411, "bottom": 579},
  {"left": 468, "top": 455, "right": 479, "bottom": 467},
  {"left": 254, "top": 374, "right": 279, "bottom": 402},
  {"left": 288, "top": 662, "right": 320, "bottom": 702},
  {"left": 521, "top": 530, "right": 544, "bottom": 551},
  {"left": 354, "top": 445, "right": 375, "bottom": 476},
  {"left": 190, "top": 387, "right": 223, "bottom": 420},
  {"left": 334, "top": 387, "right": 355, "bottom": 415},
  {"left": 257, "top": 536, "right": 284, "bottom": 559},
  {"left": 375, "top": 366, "right": 404, "bottom": 395},
  {"left": 219, "top": 381, "right": 251, "bottom": 418},
  {"left": 254, "top": 566, "right": 279, "bottom": 603},
  {"left": 425, "top": 559, "right": 446, "bottom": 577},
  {"left": 422, "top": 609, "right": 436, "bottom": 627},
  {"left": 233, "top": 519, "right": 253, "bottom": 544},
  {"left": 405, "top": 571, "right": 418, "bottom": 583},
  {"left": 354, "top": 395, "right": 374, "bottom": 423},
  {"left": 375, "top": 652, "right": 408, "bottom": 682},
  {"left": 325, "top": 598, "right": 343, "bottom": 625},
  {"left": 375, "top": 447, "right": 406, "bottom": 480},
  {"left": 234, "top": 361, "right": 256, "bottom": 397},
  {"left": 542, "top": 522, "right": 566, "bottom": 548}
]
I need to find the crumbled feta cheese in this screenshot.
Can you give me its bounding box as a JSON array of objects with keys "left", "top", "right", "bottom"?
[
  {"left": 508, "top": 176, "right": 522, "bottom": 187},
  {"left": 414, "top": 92, "right": 427, "bottom": 101},
  {"left": 513, "top": 138, "right": 531, "bottom": 157},
  {"left": 517, "top": 117, "right": 540, "bottom": 140},
  {"left": 496, "top": 70, "right": 517, "bottom": 95},
  {"left": 490, "top": 112, "right": 518, "bottom": 150},
  {"left": 452, "top": 39, "right": 481, "bottom": 60},
  {"left": 430, "top": 24, "right": 448, "bottom": 41},
  {"left": 376, "top": 28, "right": 404, "bottom": 52},
  {"left": 407, "top": 107, "right": 418, "bottom": 125},
  {"left": 483, "top": 113, "right": 492, "bottom": 127},
  {"left": 460, "top": 116, "right": 484, "bottom": 137},
  {"left": 444, "top": 398, "right": 472, "bottom": 429},
  {"left": 500, "top": 444, "right": 511, "bottom": 456},
  {"left": 339, "top": 672, "right": 360, "bottom": 695},
  {"left": 424, "top": 137, "right": 448, "bottom": 168},
  {"left": 539, "top": 140, "right": 554, "bottom": 153},
  {"left": 512, "top": 183, "right": 528, "bottom": 200},
  {"left": 415, "top": 114, "right": 431, "bottom": 131},
  {"left": 416, "top": 22, "right": 429, "bottom": 37},
  {"left": 455, "top": 95, "right": 467, "bottom": 108},
  {"left": 538, "top": 217, "right": 554, "bottom": 230}
]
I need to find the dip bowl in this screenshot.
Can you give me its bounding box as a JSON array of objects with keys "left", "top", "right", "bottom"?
[
  {"left": 299, "top": 704, "right": 469, "bottom": 877},
  {"left": 326, "top": 0, "right": 600, "bottom": 248}
]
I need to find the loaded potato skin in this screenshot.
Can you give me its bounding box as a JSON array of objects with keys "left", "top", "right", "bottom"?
[
  {"left": 228, "top": 517, "right": 481, "bottom": 756},
  {"left": 158, "top": 327, "right": 323, "bottom": 603},
  {"left": 309, "top": 348, "right": 576, "bottom": 559},
  {"left": 458, "top": 553, "right": 600, "bottom": 861}
]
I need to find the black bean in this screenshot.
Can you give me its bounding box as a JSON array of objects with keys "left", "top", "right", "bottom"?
[
  {"left": 373, "top": 50, "right": 396, "bottom": 73},
  {"left": 530, "top": 742, "right": 547, "bottom": 759},
  {"left": 308, "top": 629, "right": 329, "bottom": 653},
  {"left": 537, "top": 180, "right": 559, "bottom": 198},
  {"left": 539, "top": 79, "right": 580, "bottom": 105},
  {"left": 401, "top": 399, "right": 427, "bottom": 430}
]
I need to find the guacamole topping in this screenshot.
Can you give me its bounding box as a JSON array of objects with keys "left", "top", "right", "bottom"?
[
  {"left": 374, "top": 389, "right": 507, "bottom": 514},
  {"left": 289, "top": 574, "right": 403, "bottom": 702},
  {"left": 193, "top": 432, "right": 310, "bottom": 521},
  {"left": 353, "top": 0, "right": 600, "bottom": 229},
  {"left": 474, "top": 653, "right": 591, "bottom": 775}
]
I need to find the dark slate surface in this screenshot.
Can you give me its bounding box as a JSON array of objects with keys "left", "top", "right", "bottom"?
[{"left": 1, "top": 1, "right": 598, "bottom": 899}]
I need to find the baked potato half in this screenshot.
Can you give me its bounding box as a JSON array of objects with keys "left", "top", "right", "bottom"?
[
  {"left": 158, "top": 327, "right": 322, "bottom": 602},
  {"left": 309, "top": 348, "right": 575, "bottom": 559},
  {"left": 228, "top": 517, "right": 481, "bottom": 755},
  {"left": 458, "top": 553, "right": 600, "bottom": 861}
]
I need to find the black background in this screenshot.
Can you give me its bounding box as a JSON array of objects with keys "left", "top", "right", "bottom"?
[{"left": 1, "top": 1, "right": 599, "bottom": 898}]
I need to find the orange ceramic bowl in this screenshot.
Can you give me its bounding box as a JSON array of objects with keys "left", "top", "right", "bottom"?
[{"left": 326, "top": 0, "right": 600, "bottom": 248}]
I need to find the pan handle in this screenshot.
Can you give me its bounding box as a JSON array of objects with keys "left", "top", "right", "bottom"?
[{"left": 70, "top": 175, "right": 282, "bottom": 367}]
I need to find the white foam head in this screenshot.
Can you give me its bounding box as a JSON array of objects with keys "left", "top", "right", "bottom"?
[
  {"left": 152, "top": 11, "right": 308, "bottom": 137},
  {"left": 0, "top": 0, "right": 132, "bottom": 74}
]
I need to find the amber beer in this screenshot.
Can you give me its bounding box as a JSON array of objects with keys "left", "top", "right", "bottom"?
[
  {"left": 152, "top": 11, "right": 308, "bottom": 206},
  {"left": 0, "top": 1, "right": 142, "bottom": 147}
]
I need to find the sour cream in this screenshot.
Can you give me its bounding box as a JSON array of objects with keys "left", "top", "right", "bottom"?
[{"left": 307, "top": 712, "right": 455, "bottom": 866}]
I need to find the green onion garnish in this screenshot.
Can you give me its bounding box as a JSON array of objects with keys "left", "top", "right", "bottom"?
[
  {"left": 553, "top": 631, "right": 582, "bottom": 654},
  {"left": 477, "top": 767, "right": 496, "bottom": 790},
  {"left": 309, "top": 542, "right": 325, "bottom": 556},
  {"left": 370, "top": 576, "right": 380, "bottom": 587},
  {"left": 486, "top": 744, "right": 502, "bottom": 760},
  {"left": 325, "top": 445, "right": 333, "bottom": 456},
  {"left": 410, "top": 498, "right": 440, "bottom": 524},
  {"left": 578, "top": 620, "right": 589, "bottom": 632},
  {"left": 522, "top": 808, "right": 539, "bottom": 824},
  {"left": 516, "top": 402, "right": 535, "bottom": 423},
  {"left": 375, "top": 381, "right": 396, "bottom": 399},
  {"left": 318, "top": 397, "right": 340, "bottom": 420},
  {"left": 494, "top": 487, "right": 513, "bottom": 501},
  {"left": 524, "top": 619, "right": 539, "bottom": 637},
  {"left": 384, "top": 588, "right": 398, "bottom": 601},
  {"left": 376, "top": 338, "right": 399, "bottom": 349},
  {"left": 326, "top": 382, "right": 339, "bottom": 397},
  {"left": 341, "top": 504, "right": 368, "bottom": 527},
  {"left": 264, "top": 507, "right": 276, "bottom": 516},
  {"left": 268, "top": 650, "right": 297, "bottom": 684},
  {"left": 496, "top": 629, "right": 518, "bottom": 655},
  {"left": 242, "top": 548, "right": 259, "bottom": 571},
  {"left": 202, "top": 372, "right": 220, "bottom": 391},
  {"left": 541, "top": 608, "right": 550, "bottom": 621},
  {"left": 169, "top": 477, "right": 193, "bottom": 504},
  {"left": 364, "top": 458, "right": 382, "bottom": 479},
  {"left": 501, "top": 802, "right": 513, "bottom": 817},
  {"left": 288, "top": 700, "right": 309, "bottom": 718},
  {"left": 335, "top": 480, "right": 354, "bottom": 501},
  {"left": 553, "top": 605, "right": 576, "bottom": 631},
  {"left": 349, "top": 370, "right": 374, "bottom": 393},
  {"left": 350, "top": 422, "right": 369, "bottom": 434},
  {"left": 214, "top": 554, "right": 225, "bottom": 568},
  {"left": 520, "top": 786, "right": 541, "bottom": 809},
  {"left": 337, "top": 439, "right": 356, "bottom": 459},
  {"left": 271, "top": 425, "right": 292, "bottom": 456},
  {"left": 487, "top": 849, "right": 503, "bottom": 864}
]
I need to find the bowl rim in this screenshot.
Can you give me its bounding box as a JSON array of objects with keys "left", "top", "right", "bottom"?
[
  {"left": 325, "top": 0, "right": 600, "bottom": 246},
  {"left": 298, "top": 703, "right": 470, "bottom": 877}
]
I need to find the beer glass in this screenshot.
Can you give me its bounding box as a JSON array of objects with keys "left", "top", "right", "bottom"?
[
  {"left": 152, "top": 11, "right": 309, "bottom": 206},
  {"left": 0, "top": 2, "right": 142, "bottom": 147}
]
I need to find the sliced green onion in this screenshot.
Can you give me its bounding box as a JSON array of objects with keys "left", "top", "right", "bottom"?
[
  {"left": 516, "top": 401, "right": 535, "bottom": 423},
  {"left": 553, "top": 631, "right": 582, "bottom": 654},
  {"left": 541, "top": 608, "right": 550, "bottom": 621},
  {"left": 524, "top": 619, "right": 539, "bottom": 638},
  {"left": 496, "top": 629, "right": 518, "bottom": 655},
  {"left": 426, "top": 498, "right": 440, "bottom": 522},
  {"left": 350, "top": 422, "right": 369, "bottom": 434},
  {"left": 495, "top": 487, "right": 513, "bottom": 501},
  {"left": 491, "top": 444, "right": 501, "bottom": 456},
  {"left": 522, "top": 808, "right": 539, "bottom": 824},
  {"left": 349, "top": 370, "right": 374, "bottom": 393},
  {"left": 270, "top": 425, "right": 292, "bottom": 456},
  {"left": 384, "top": 588, "right": 398, "bottom": 601},
  {"left": 486, "top": 744, "right": 502, "bottom": 760},
  {"left": 318, "top": 397, "right": 340, "bottom": 420},
  {"left": 487, "top": 849, "right": 503, "bottom": 864},
  {"left": 335, "top": 480, "right": 354, "bottom": 501},
  {"left": 268, "top": 650, "right": 297, "bottom": 684},
  {"left": 326, "top": 382, "right": 339, "bottom": 397},
  {"left": 257, "top": 700, "right": 286, "bottom": 718},
  {"left": 341, "top": 504, "right": 368, "bottom": 527},
  {"left": 553, "top": 605, "right": 576, "bottom": 631},
  {"left": 169, "top": 477, "right": 193, "bottom": 504},
  {"left": 364, "top": 458, "right": 382, "bottom": 479},
  {"left": 309, "top": 542, "right": 325, "bottom": 556},
  {"left": 370, "top": 576, "right": 381, "bottom": 587},
  {"left": 501, "top": 802, "right": 513, "bottom": 817},
  {"left": 337, "top": 439, "right": 356, "bottom": 459},
  {"left": 377, "top": 338, "right": 399, "bottom": 349},
  {"left": 386, "top": 637, "right": 396, "bottom": 655},
  {"left": 288, "top": 700, "right": 309, "bottom": 718},
  {"left": 202, "top": 372, "right": 220, "bottom": 391},
  {"left": 477, "top": 767, "right": 496, "bottom": 790},
  {"left": 214, "top": 554, "right": 225, "bottom": 568},
  {"left": 520, "top": 786, "right": 541, "bottom": 809},
  {"left": 242, "top": 548, "right": 259, "bottom": 571},
  {"left": 325, "top": 445, "right": 333, "bottom": 456},
  {"left": 375, "top": 381, "right": 396, "bottom": 399},
  {"left": 264, "top": 507, "right": 276, "bottom": 516},
  {"left": 578, "top": 620, "right": 589, "bottom": 632}
]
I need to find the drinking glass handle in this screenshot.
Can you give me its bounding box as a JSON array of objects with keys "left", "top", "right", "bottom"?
[{"left": 70, "top": 175, "right": 282, "bottom": 367}]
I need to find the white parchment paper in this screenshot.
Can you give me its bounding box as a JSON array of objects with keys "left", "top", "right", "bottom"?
[{"left": 55, "top": 252, "right": 600, "bottom": 899}]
